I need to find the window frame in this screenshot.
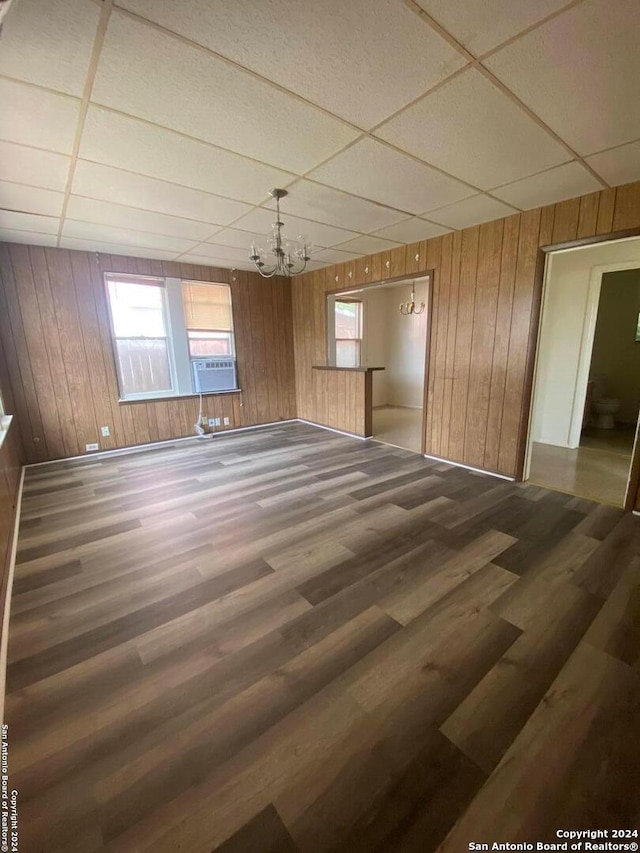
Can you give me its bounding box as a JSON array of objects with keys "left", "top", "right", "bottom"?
[
  {"left": 186, "top": 329, "right": 236, "bottom": 359},
  {"left": 105, "top": 274, "right": 177, "bottom": 402},
  {"left": 104, "top": 273, "right": 240, "bottom": 402},
  {"left": 334, "top": 297, "right": 363, "bottom": 368}
]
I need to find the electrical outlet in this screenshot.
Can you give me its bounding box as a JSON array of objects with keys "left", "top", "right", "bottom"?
[
  {"left": 223, "top": 417, "right": 230, "bottom": 426},
  {"left": 208, "top": 418, "right": 216, "bottom": 428},
  {"left": 86, "top": 443, "right": 99, "bottom": 452},
  {"left": 101, "top": 425, "right": 110, "bottom": 437}
]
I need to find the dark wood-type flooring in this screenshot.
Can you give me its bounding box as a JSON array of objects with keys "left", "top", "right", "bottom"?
[{"left": 6, "top": 423, "right": 640, "bottom": 852}]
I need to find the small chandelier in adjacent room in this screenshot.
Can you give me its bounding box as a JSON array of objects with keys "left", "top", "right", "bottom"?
[
  {"left": 399, "top": 284, "right": 425, "bottom": 315},
  {"left": 249, "top": 189, "right": 313, "bottom": 277}
]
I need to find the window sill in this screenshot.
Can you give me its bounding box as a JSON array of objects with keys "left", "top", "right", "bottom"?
[
  {"left": 0, "top": 414, "right": 13, "bottom": 451},
  {"left": 118, "top": 389, "right": 242, "bottom": 405}
]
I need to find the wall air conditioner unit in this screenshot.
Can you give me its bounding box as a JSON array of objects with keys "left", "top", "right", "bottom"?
[{"left": 192, "top": 357, "right": 237, "bottom": 393}]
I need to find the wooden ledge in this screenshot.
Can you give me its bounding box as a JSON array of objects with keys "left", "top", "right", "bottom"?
[{"left": 312, "top": 366, "right": 385, "bottom": 373}]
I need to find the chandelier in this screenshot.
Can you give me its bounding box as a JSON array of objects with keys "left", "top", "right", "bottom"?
[
  {"left": 399, "top": 284, "right": 425, "bottom": 315},
  {"left": 249, "top": 189, "right": 312, "bottom": 277}
]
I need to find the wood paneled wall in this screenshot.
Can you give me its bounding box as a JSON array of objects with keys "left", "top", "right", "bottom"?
[
  {"left": 0, "top": 245, "right": 296, "bottom": 463},
  {"left": 0, "top": 330, "right": 24, "bottom": 580},
  {"left": 0, "top": 422, "right": 21, "bottom": 588},
  {"left": 292, "top": 181, "right": 640, "bottom": 481},
  {"left": 303, "top": 368, "right": 372, "bottom": 437}
]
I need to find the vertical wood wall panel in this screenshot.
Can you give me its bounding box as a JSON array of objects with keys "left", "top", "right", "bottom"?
[
  {"left": 0, "top": 245, "right": 48, "bottom": 462},
  {"left": 483, "top": 215, "right": 520, "bottom": 472},
  {"left": 431, "top": 232, "right": 453, "bottom": 457},
  {"left": 576, "top": 192, "right": 600, "bottom": 239},
  {"left": 441, "top": 230, "right": 462, "bottom": 461},
  {"left": 292, "top": 180, "right": 640, "bottom": 480},
  {"left": 0, "top": 247, "right": 296, "bottom": 462},
  {"left": 497, "top": 208, "right": 542, "bottom": 475},
  {"left": 424, "top": 237, "right": 442, "bottom": 454},
  {"left": 0, "top": 337, "right": 24, "bottom": 604},
  {"left": 596, "top": 188, "right": 617, "bottom": 235},
  {"left": 464, "top": 218, "right": 504, "bottom": 468},
  {"left": 0, "top": 420, "right": 21, "bottom": 608},
  {"left": 612, "top": 183, "right": 640, "bottom": 231},
  {"left": 449, "top": 226, "right": 480, "bottom": 462},
  {"left": 299, "top": 369, "right": 369, "bottom": 437}
]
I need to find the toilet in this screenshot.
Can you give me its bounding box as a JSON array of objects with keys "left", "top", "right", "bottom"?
[
  {"left": 590, "top": 375, "right": 620, "bottom": 429},
  {"left": 592, "top": 397, "right": 621, "bottom": 429}
]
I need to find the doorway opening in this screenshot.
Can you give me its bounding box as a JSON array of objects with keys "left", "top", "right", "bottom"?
[
  {"left": 525, "top": 236, "right": 640, "bottom": 507},
  {"left": 328, "top": 276, "right": 430, "bottom": 453}
]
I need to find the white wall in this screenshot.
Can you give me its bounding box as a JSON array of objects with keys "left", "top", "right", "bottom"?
[
  {"left": 361, "top": 289, "right": 388, "bottom": 407},
  {"left": 531, "top": 238, "right": 640, "bottom": 448},
  {"left": 590, "top": 269, "right": 640, "bottom": 424},
  {"left": 383, "top": 282, "right": 428, "bottom": 408}
]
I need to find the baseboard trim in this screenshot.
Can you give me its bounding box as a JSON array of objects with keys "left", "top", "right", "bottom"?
[
  {"left": 23, "top": 420, "right": 300, "bottom": 469},
  {"left": 296, "top": 419, "right": 367, "bottom": 441},
  {"left": 0, "top": 465, "right": 24, "bottom": 724},
  {"left": 423, "top": 452, "right": 515, "bottom": 481}
]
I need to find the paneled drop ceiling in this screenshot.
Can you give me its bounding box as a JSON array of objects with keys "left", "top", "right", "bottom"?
[{"left": 0, "top": 0, "right": 639, "bottom": 269}]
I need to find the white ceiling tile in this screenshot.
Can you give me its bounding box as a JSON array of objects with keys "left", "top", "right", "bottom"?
[
  {"left": 312, "top": 248, "right": 360, "bottom": 264},
  {"left": 0, "top": 227, "right": 58, "bottom": 247},
  {"left": 66, "top": 196, "right": 220, "bottom": 243},
  {"left": 59, "top": 236, "right": 179, "bottom": 261},
  {"left": 376, "top": 68, "right": 569, "bottom": 190},
  {"left": 206, "top": 229, "right": 289, "bottom": 253},
  {"left": 308, "top": 139, "right": 474, "bottom": 214},
  {"left": 72, "top": 161, "right": 249, "bottom": 225},
  {"left": 586, "top": 141, "right": 640, "bottom": 187},
  {"left": 0, "top": 78, "right": 80, "bottom": 154},
  {"left": 79, "top": 107, "right": 295, "bottom": 204},
  {"left": 231, "top": 207, "right": 360, "bottom": 248},
  {"left": 334, "top": 235, "right": 402, "bottom": 255},
  {"left": 413, "top": 0, "right": 572, "bottom": 56},
  {"left": 265, "top": 181, "right": 407, "bottom": 232},
  {"left": 191, "top": 243, "right": 253, "bottom": 262},
  {"left": 176, "top": 254, "right": 258, "bottom": 271},
  {"left": 491, "top": 162, "right": 603, "bottom": 210},
  {"left": 372, "top": 218, "right": 452, "bottom": 243},
  {"left": 0, "top": 211, "right": 59, "bottom": 234},
  {"left": 427, "top": 194, "right": 517, "bottom": 229},
  {"left": 92, "top": 12, "right": 358, "bottom": 173},
  {"left": 0, "top": 142, "right": 71, "bottom": 192},
  {"left": 0, "top": 181, "right": 65, "bottom": 216},
  {"left": 0, "top": 0, "right": 100, "bottom": 96},
  {"left": 62, "top": 220, "right": 197, "bottom": 254},
  {"left": 485, "top": 0, "right": 640, "bottom": 155},
  {"left": 116, "top": 0, "right": 465, "bottom": 129}
]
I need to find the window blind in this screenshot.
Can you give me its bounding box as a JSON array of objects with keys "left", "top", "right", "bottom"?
[{"left": 182, "top": 282, "right": 233, "bottom": 331}]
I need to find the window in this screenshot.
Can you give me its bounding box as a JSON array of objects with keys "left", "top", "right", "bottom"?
[
  {"left": 182, "top": 282, "right": 235, "bottom": 358},
  {"left": 335, "top": 299, "right": 363, "bottom": 367},
  {"left": 105, "top": 274, "right": 238, "bottom": 400},
  {"left": 106, "top": 276, "right": 173, "bottom": 398}
]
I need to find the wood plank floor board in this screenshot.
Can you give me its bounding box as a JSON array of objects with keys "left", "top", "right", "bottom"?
[{"left": 5, "top": 423, "right": 640, "bottom": 852}]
